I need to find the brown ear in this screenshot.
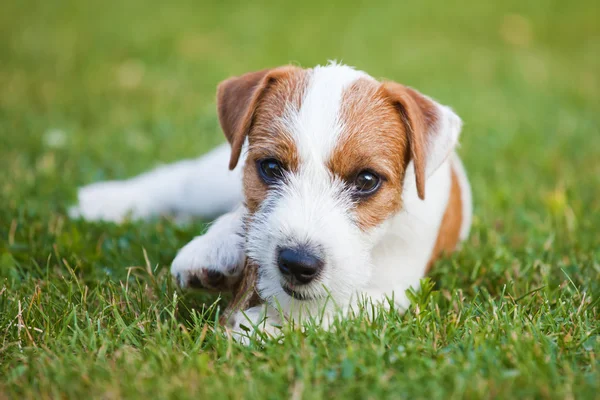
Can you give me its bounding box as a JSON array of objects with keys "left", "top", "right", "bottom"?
[
  {"left": 382, "top": 82, "right": 462, "bottom": 200},
  {"left": 217, "top": 67, "right": 294, "bottom": 170}
]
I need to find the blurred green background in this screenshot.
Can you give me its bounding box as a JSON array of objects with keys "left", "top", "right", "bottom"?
[{"left": 1, "top": 0, "right": 599, "bottom": 398}]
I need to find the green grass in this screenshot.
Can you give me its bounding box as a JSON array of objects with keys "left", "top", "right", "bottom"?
[{"left": 1, "top": 0, "right": 599, "bottom": 398}]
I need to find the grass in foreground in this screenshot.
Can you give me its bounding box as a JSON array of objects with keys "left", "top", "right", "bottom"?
[{"left": 1, "top": 0, "right": 599, "bottom": 398}]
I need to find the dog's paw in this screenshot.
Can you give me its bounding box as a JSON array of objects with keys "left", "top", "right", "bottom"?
[
  {"left": 69, "top": 181, "right": 155, "bottom": 223},
  {"left": 171, "top": 231, "right": 245, "bottom": 292}
]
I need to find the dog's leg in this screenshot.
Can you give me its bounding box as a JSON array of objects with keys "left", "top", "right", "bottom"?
[
  {"left": 171, "top": 206, "right": 247, "bottom": 291},
  {"left": 70, "top": 143, "right": 243, "bottom": 222}
]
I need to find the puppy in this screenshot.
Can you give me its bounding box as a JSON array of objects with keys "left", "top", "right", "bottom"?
[{"left": 71, "top": 62, "right": 472, "bottom": 338}]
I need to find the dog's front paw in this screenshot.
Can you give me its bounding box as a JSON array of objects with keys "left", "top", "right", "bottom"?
[
  {"left": 171, "top": 232, "right": 245, "bottom": 292},
  {"left": 69, "top": 181, "right": 155, "bottom": 223}
]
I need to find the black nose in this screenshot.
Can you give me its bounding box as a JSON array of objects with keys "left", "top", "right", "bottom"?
[{"left": 277, "top": 247, "right": 323, "bottom": 284}]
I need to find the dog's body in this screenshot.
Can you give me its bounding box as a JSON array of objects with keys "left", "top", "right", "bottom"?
[{"left": 71, "top": 63, "right": 472, "bottom": 338}]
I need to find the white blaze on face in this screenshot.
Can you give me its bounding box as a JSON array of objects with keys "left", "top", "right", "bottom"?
[
  {"left": 246, "top": 63, "right": 381, "bottom": 314},
  {"left": 286, "top": 63, "right": 370, "bottom": 164}
]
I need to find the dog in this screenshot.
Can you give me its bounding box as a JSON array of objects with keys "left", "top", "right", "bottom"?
[{"left": 71, "top": 62, "right": 472, "bottom": 339}]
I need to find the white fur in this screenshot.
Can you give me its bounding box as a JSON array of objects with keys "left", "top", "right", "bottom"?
[
  {"left": 171, "top": 206, "right": 246, "bottom": 289},
  {"left": 71, "top": 62, "right": 472, "bottom": 342},
  {"left": 70, "top": 143, "right": 243, "bottom": 222},
  {"left": 366, "top": 159, "right": 453, "bottom": 310},
  {"left": 227, "top": 304, "right": 284, "bottom": 345},
  {"left": 422, "top": 101, "right": 463, "bottom": 179}
]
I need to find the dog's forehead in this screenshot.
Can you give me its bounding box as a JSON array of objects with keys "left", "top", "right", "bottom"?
[{"left": 275, "top": 64, "right": 378, "bottom": 165}]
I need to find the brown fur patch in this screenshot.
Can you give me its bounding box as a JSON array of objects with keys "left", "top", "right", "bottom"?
[
  {"left": 220, "top": 259, "right": 261, "bottom": 327},
  {"left": 381, "top": 82, "right": 440, "bottom": 200},
  {"left": 426, "top": 164, "right": 463, "bottom": 272},
  {"left": 329, "top": 79, "right": 410, "bottom": 230},
  {"left": 242, "top": 68, "right": 308, "bottom": 213},
  {"left": 217, "top": 66, "right": 308, "bottom": 171}
]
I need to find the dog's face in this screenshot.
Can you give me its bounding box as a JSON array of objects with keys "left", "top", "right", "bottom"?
[{"left": 217, "top": 63, "right": 461, "bottom": 311}]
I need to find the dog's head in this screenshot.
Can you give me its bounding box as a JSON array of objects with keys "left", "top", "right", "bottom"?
[{"left": 217, "top": 63, "right": 461, "bottom": 312}]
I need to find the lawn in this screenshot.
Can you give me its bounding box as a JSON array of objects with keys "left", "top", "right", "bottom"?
[{"left": 1, "top": 0, "right": 599, "bottom": 398}]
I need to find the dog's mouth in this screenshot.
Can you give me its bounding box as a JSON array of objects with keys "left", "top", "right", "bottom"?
[{"left": 282, "top": 285, "right": 314, "bottom": 301}]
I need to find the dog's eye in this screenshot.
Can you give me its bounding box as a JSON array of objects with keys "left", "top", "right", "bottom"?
[
  {"left": 354, "top": 170, "right": 381, "bottom": 195},
  {"left": 257, "top": 158, "right": 285, "bottom": 183}
]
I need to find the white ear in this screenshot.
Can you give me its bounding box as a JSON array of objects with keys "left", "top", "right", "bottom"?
[{"left": 422, "top": 100, "right": 462, "bottom": 178}]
